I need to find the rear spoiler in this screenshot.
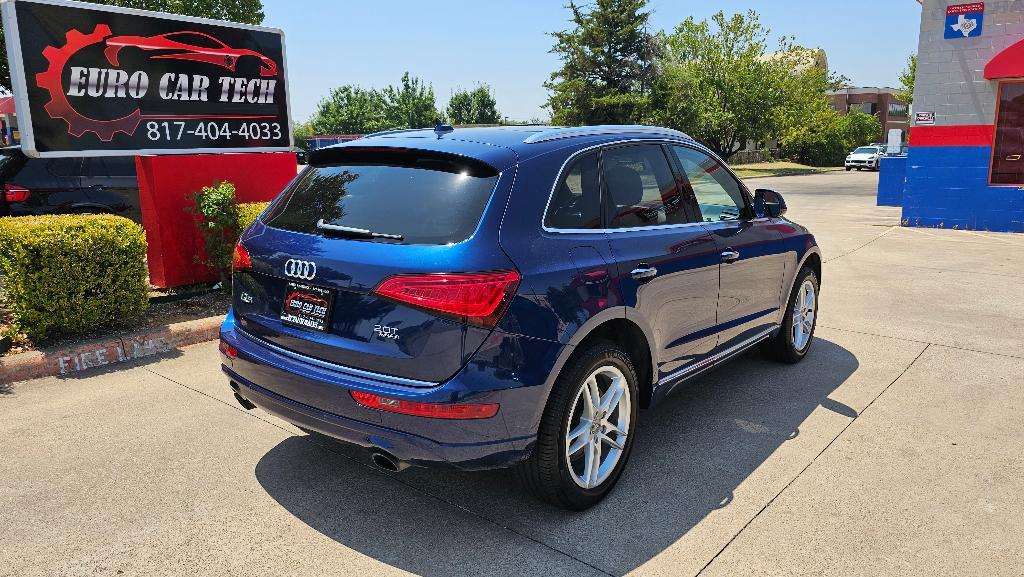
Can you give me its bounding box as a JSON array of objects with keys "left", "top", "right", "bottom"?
[{"left": 307, "top": 146, "right": 500, "bottom": 178}]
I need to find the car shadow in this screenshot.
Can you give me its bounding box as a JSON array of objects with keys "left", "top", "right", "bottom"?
[{"left": 254, "top": 338, "right": 858, "bottom": 576}]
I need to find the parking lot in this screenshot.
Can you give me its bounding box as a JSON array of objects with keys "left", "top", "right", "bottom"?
[{"left": 2, "top": 170, "right": 1022, "bottom": 577}]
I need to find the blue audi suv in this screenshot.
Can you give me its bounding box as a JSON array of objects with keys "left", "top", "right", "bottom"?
[{"left": 220, "top": 125, "right": 821, "bottom": 510}]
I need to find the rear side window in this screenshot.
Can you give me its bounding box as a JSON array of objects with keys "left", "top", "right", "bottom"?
[
  {"left": 263, "top": 149, "right": 499, "bottom": 245},
  {"left": 604, "top": 144, "right": 688, "bottom": 229},
  {"left": 96, "top": 157, "right": 137, "bottom": 177},
  {"left": 544, "top": 152, "right": 600, "bottom": 230},
  {"left": 7, "top": 158, "right": 82, "bottom": 187}
]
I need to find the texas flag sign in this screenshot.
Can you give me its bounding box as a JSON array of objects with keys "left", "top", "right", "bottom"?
[{"left": 945, "top": 2, "right": 985, "bottom": 39}]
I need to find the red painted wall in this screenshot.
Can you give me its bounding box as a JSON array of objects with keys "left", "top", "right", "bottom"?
[
  {"left": 136, "top": 152, "right": 297, "bottom": 288},
  {"left": 908, "top": 125, "right": 995, "bottom": 147}
]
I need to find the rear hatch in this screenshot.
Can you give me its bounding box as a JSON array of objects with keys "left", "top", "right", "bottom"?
[{"left": 232, "top": 144, "right": 519, "bottom": 385}]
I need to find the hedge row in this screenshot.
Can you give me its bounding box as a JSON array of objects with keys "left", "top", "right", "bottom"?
[
  {"left": 0, "top": 201, "right": 270, "bottom": 341},
  {"left": 237, "top": 201, "right": 270, "bottom": 232},
  {"left": 0, "top": 215, "right": 148, "bottom": 341}
]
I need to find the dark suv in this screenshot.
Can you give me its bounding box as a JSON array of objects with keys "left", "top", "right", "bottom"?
[
  {"left": 220, "top": 125, "right": 822, "bottom": 509},
  {"left": 0, "top": 148, "right": 141, "bottom": 221}
]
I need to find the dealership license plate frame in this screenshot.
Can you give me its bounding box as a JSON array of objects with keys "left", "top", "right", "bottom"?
[{"left": 280, "top": 282, "right": 335, "bottom": 332}]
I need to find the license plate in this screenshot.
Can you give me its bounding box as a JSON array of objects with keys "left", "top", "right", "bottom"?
[{"left": 280, "top": 282, "right": 335, "bottom": 332}]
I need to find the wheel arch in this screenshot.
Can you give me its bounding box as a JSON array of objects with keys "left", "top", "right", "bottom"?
[{"left": 551, "top": 310, "right": 657, "bottom": 411}]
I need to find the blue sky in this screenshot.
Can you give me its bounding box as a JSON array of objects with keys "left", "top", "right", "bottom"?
[{"left": 263, "top": 0, "right": 923, "bottom": 123}]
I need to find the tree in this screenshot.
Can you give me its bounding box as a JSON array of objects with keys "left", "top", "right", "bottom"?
[
  {"left": 779, "top": 109, "right": 880, "bottom": 167},
  {"left": 303, "top": 72, "right": 437, "bottom": 135},
  {"left": 653, "top": 10, "right": 799, "bottom": 159},
  {"left": 898, "top": 54, "right": 917, "bottom": 104},
  {"left": 381, "top": 72, "right": 438, "bottom": 130},
  {"left": 307, "top": 85, "right": 389, "bottom": 135},
  {"left": 446, "top": 85, "right": 501, "bottom": 125},
  {"left": 0, "top": 0, "right": 264, "bottom": 89},
  {"left": 545, "top": 0, "right": 657, "bottom": 126}
]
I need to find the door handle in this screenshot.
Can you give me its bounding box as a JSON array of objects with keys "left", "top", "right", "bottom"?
[
  {"left": 631, "top": 266, "right": 658, "bottom": 280},
  {"left": 1006, "top": 154, "right": 1021, "bottom": 161},
  {"left": 721, "top": 249, "right": 740, "bottom": 263}
]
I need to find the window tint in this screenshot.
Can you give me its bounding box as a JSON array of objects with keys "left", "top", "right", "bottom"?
[
  {"left": 47, "top": 158, "right": 83, "bottom": 177},
  {"left": 264, "top": 150, "right": 499, "bottom": 245},
  {"left": 603, "top": 144, "right": 687, "bottom": 229},
  {"left": 8, "top": 158, "right": 81, "bottom": 186},
  {"left": 544, "top": 152, "right": 600, "bottom": 229},
  {"left": 672, "top": 146, "right": 747, "bottom": 222},
  {"left": 992, "top": 81, "right": 1024, "bottom": 185},
  {"left": 101, "top": 157, "right": 137, "bottom": 177}
]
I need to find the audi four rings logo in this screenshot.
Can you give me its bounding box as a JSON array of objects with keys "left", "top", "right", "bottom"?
[{"left": 284, "top": 259, "right": 317, "bottom": 280}]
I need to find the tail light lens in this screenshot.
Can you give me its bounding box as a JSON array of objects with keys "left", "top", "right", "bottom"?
[
  {"left": 350, "top": 390, "right": 498, "bottom": 419},
  {"left": 4, "top": 183, "right": 30, "bottom": 203},
  {"left": 231, "top": 241, "right": 251, "bottom": 272},
  {"left": 373, "top": 270, "right": 520, "bottom": 328},
  {"left": 219, "top": 340, "right": 238, "bottom": 359}
]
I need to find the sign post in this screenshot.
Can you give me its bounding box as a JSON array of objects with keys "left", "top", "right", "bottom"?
[{"left": 1, "top": 0, "right": 291, "bottom": 157}]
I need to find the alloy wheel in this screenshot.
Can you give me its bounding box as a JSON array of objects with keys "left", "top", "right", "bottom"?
[
  {"left": 564, "top": 365, "right": 631, "bottom": 489},
  {"left": 791, "top": 279, "right": 816, "bottom": 351}
]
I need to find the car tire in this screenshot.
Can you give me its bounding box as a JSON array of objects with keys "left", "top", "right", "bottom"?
[
  {"left": 516, "top": 342, "right": 639, "bottom": 510},
  {"left": 845, "top": 167, "right": 852, "bottom": 171},
  {"left": 762, "top": 266, "right": 819, "bottom": 364}
]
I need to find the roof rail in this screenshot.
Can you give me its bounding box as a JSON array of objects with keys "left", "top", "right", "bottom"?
[
  {"left": 522, "top": 125, "right": 691, "bottom": 144},
  {"left": 362, "top": 127, "right": 430, "bottom": 139}
]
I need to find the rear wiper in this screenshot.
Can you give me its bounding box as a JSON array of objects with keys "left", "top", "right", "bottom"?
[{"left": 316, "top": 219, "right": 404, "bottom": 241}]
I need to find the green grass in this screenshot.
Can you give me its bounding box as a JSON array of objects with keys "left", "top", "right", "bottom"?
[{"left": 731, "top": 161, "right": 844, "bottom": 179}]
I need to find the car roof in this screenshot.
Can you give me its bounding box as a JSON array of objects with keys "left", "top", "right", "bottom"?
[{"left": 317, "top": 125, "right": 703, "bottom": 169}]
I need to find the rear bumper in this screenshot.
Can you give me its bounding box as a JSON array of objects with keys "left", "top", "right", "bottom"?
[{"left": 220, "top": 311, "right": 565, "bottom": 470}]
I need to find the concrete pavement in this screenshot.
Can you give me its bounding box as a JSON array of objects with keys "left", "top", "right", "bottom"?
[{"left": 1, "top": 170, "right": 1022, "bottom": 576}]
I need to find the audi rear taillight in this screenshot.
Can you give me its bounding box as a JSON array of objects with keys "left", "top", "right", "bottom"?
[
  {"left": 4, "top": 183, "right": 29, "bottom": 203},
  {"left": 372, "top": 270, "right": 520, "bottom": 327},
  {"left": 232, "top": 241, "right": 251, "bottom": 272},
  {"left": 219, "top": 340, "right": 238, "bottom": 359},
  {"left": 350, "top": 390, "right": 498, "bottom": 419}
]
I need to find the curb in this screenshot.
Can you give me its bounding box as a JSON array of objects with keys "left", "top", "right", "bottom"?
[
  {"left": 739, "top": 168, "right": 847, "bottom": 180},
  {"left": 0, "top": 315, "right": 224, "bottom": 385}
]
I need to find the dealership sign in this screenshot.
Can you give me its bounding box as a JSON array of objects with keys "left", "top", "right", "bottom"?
[{"left": 0, "top": 0, "right": 291, "bottom": 157}]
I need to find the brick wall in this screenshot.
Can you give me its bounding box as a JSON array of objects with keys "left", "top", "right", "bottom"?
[
  {"left": 913, "top": 0, "right": 1024, "bottom": 127},
  {"left": 903, "top": 0, "right": 1024, "bottom": 233}
]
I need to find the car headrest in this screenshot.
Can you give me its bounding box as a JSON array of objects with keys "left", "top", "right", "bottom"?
[{"left": 605, "top": 165, "right": 644, "bottom": 207}]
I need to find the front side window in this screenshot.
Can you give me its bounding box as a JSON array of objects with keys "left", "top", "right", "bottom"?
[
  {"left": 545, "top": 152, "right": 600, "bottom": 229},
  {"left": 603, "top": 144, "right": 688, "bottom": 229},
  {"left": 992, "top": 81, "right": 1024, "bottom": 185},
  {"left": 672, "top": 146, "right": 747, "bottom": 222}
]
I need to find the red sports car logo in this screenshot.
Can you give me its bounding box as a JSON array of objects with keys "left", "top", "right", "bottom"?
[
  {"left": 284, "top": 292, "right": 328, "bottom": 316},
  {"left": 103, "top": 31, "right": 278, "bottom": 77}
]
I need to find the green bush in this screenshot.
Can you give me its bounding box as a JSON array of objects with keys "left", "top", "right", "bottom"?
[
  {"left": 237, "top": 202, "right": 269, "bottom": 232},
  {"left": 0, "top": 215, "right": 148, "bottom": 341},
  {"left": 189, "top": 181, "right": 240, "bottom": 288}
]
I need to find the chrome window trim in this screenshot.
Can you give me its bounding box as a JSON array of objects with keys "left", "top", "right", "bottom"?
[
  {"left": 237, "top": 327, "right": 440, "bottom": 388},
  {"left": 540, "top": 138, "right": 728, "bottom": 234},
  {"left": 524, "top": 125, "right": 692, "bottom": 144},
  {"left": 656, "top": 325, "right": 778, "bottom": 388}
]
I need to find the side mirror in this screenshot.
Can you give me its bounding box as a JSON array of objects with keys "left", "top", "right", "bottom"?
[{"left": 754, "top": 188, "right": 787, "bottom": 218}]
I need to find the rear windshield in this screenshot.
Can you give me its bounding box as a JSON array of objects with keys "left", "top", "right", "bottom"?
[{"left": 263, "top": 149, "right": 500, "bottom": 245}]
